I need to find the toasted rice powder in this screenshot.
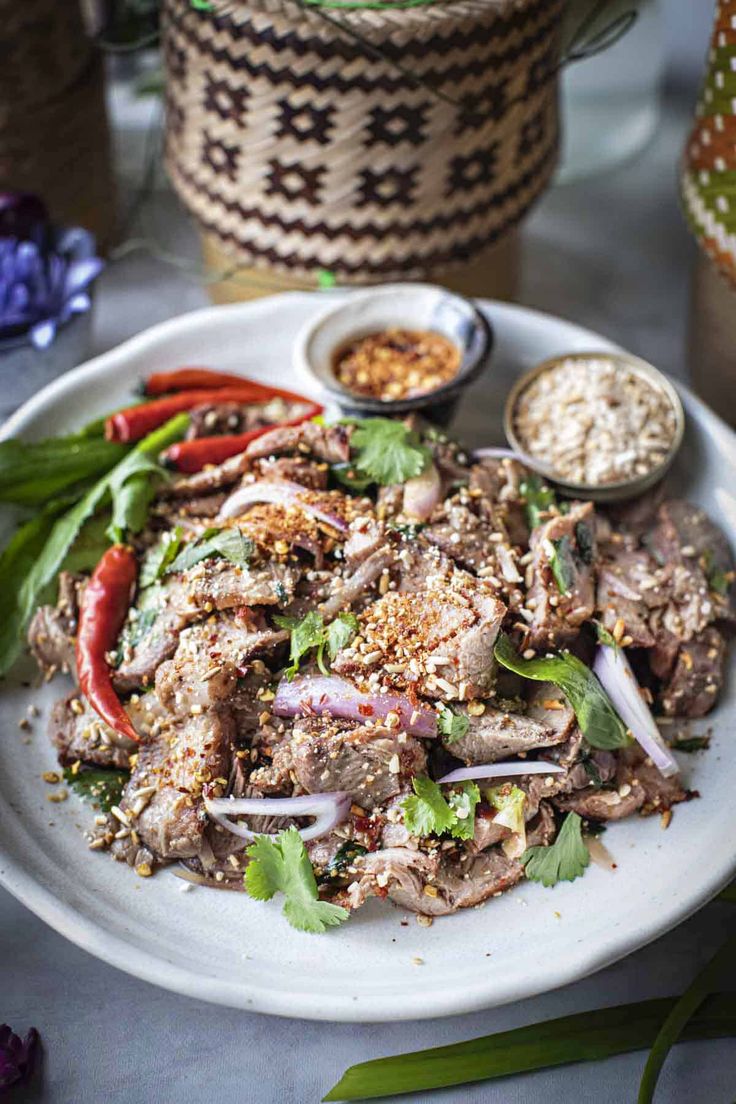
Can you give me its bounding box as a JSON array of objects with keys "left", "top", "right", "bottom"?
[{"left": 513, "top": 357, "right": 677, "bottom": 486}]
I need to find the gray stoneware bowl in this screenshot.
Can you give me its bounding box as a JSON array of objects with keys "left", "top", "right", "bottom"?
[
  {"left": 504, "top": 350, "right": 686, "bottom": 503},
  {"left": 292, "top": 282, "right": 493, "bottom": 426}
]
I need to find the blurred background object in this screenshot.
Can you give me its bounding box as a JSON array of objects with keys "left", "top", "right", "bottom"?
[
  {"left": 557, "top": 0, "right": 664, "bottom": 182},
  {"left": 0, "top": 192, "right": 103, "bottom": 418},
  {"left": 161, "top": 0, "right": 566, "bottom": 304},
  {"left": 681, "top": 0, "right": 736, "bottom": 424},
  {"left": 0, "top": 0, "right": 116, "bottom": 250}
]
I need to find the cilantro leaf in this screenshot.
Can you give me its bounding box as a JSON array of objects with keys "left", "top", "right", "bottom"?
[
  {"left": 402, "top": 776, "right": 480, "bottom": 840},
  {"left": 494, "top": 633, "right": 629, "bottom": 751},
  {"left": 348, "top": 418, "right": 431, "bottom": 486},
  {"left": 520, "top": 473, "right": 556, "bottom": 530},
  {"left": 62, "top": 767, "right": 129, "bottom": 813},
  {"left": 437, "top": 704, "right": 470, "bottom": 745},
  {"left": 522, "top": 811, "right": 590, "bottom": 887},
  {"left": 402, "top": 776, "right": 456, "bottom": 837},
  {"left": 139, "top": 527, "right": 183, "bottom": 589},
  {"left": 446, "top": 781, "right": 481, "bottom": 840},
  {"left": 325, "top": 612, "right": 359, "bottom": 661},
  {"left": 168, "top": 527, "right": 253, "bottom": 574},
  {"left": 244, "top": 828, "right": 349, "bottom": 933},
  {"left": 275, "top": 610, "right": 358, "bottom": 679}
]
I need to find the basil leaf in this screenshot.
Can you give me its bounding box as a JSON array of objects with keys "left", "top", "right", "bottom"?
[
  {"left": 494, "top": 633, "right": 629, "bottom": 750},
  {"left": 437, "top": 704, "right": 469, "bottom": 744}
]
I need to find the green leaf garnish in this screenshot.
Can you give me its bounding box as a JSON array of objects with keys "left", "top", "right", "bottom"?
[
  {"left": 437, "top": 704, "right": 470, "bottom": 744},
  {"left": 520, "top": 473, "right": 556, "bottom": 529},
  {"left": 348, "top": 418, "right": 431, "bottom": 486},
  {"left": 522, "top": 811, "right": 589, "bottom": 887},
  {"left": 402, "top": 776, "right": 456, "bottom": 837},
  {"left": 325, "top": 612, "right": 359, "bottom": 662},
  {"left": 168, "top": 526, "right": 254, "bottom": 574},
  {"left": 402, "top": 776, "right": 479, "bottom": 840},
  {"left": 494, "top": 633, "right": 629, "bottom": 751},
  {"left": 244, "top": 827, "right": 349, "bottom": 934},
  {"left": 139, "top": 528, "right": 184, "bottom": 589},
  {"left": 62, "top": 767, "right": 129, "bottom": 813},
  {"left": 106, "top": 454, "right": 163, "bottom": 543},
  {"left": 318, "top": 840, "right": 368, "bottom": 884},
  {"left": 544, "top": 535, "right": 575, "bottom": 595},
  {"left": 592, "top": 619, "right": 619, "bottom": 649},
  {"left": 0, "top": 434, "right": 127, "bottom": 506},
  {"left": 0, "top": 414, "right": 189, "bottom": 678},
  {"left": 322, "top": 994, "right": 736, "bottom": 1101},
  {"left": 446, "top": 781, "right": 481, "bottom": 841},
  {"left": 274, "top": 610, "right": 358, "bottom": 679}
]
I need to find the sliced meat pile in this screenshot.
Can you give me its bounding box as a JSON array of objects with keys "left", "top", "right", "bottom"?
[{"left": 32, "top": 418, "right": 731, "bottom": 919}]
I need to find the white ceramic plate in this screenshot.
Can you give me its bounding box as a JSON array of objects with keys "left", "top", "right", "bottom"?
[{"left": 1, "top": 292, "right": 734, "bottom": 1023}]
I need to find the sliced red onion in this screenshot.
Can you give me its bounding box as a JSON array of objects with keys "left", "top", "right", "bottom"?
[
  {"left": 219, "top": 480, "right": 348, "bottom": 533},
  {"left": 204, "top": 791, "right": 351, "bottom": 843},
  {"left": 438, "top": 761, "right": 565, "bottom": 784},
  {"left": 273, "top": 673, "right": 438, "bottom": 738},
  {"left": 472, "top": 447, "right": 522, "bottom": 461},
  {"left": 402, "top": 461, "right": 442, "bottom": 521},
  {"left": 593, "top": 644, "right": 679, "bottom": 778}
]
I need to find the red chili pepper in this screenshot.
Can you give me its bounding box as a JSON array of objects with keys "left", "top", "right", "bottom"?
[
  {"left": 143, "top": 368, "right": 317, "bottom": 411},
  {"left": 144, "top": 368, "right": 280, "bottom": 396},
  {"left": 161, "top": 403, "right": 324, "bottom": 473},
  {"left": 106, "top": 385, "right": 314, "bottom": 443},
  {"left": 76, "top": 544, "right": 139, "bottom": 744}
]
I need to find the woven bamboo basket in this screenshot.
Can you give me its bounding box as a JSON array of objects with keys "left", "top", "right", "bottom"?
[
  {"left": 162, "top": 0, "right": 563, "bottom": 298},
  {"left": 0, "top": 0, "right": 116, "bottom": 249}
]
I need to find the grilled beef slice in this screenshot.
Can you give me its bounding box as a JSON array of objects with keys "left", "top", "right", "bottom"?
[
  {"left": 28, "top": 572, "right": 84, "bottom": 678},
  {"left": 527, "top": 502, "right": 597, "bottom": 649},
  {"left": 441, "top": 705, "right": 564, "bottom": 763}
]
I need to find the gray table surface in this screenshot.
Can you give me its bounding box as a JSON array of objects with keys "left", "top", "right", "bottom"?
[{"left": 4, "top": 63, "right": 736, "bottom": 1103}]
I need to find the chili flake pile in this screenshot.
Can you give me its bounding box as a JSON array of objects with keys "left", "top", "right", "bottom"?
[
  {"left": 333, "top": 328, "right": 461, "bottom": 401},
  {"left": 513, "top": 356, "right": 678, "bottom": 486}
]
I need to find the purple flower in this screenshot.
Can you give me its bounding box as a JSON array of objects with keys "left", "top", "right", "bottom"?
[
  {"left": 0, "top": 192, "right": 103, "bottom": 351},
  {"left": 0, "top": 1024, "right": 39, "bottom": 1092}
]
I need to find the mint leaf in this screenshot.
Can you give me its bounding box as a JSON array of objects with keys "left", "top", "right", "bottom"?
[
  {"left": 325, "top": 612, "right": 359, "bottom": 661},
  {"left": 275, "top": 610, "right": 358, "bottom": 679},
  {"left": 168, "top": 527, "right": 253, "bottom": 574},
  {"left": 520, "top": 473, "right": 556, "bottom": 530},
  {"left": 437, "top": 704, "right": 470, "bottom": 745},
  {"left": 244, "top": 827, "right": 349, "bottom": 933},
  {"left": 62, "top": 767, "right": 129, "bottom": 813},
  {"left": 447, "top": 781, "right": 481, "bottom": 840},
  {"left": 494, "top": 633, "right": 629, "bottom": 751},
  {"left": 275, "top": 610, "right": 326, "bottom": 679},
  {"left": 348, "top": 418, "right": 431, "bottom": 486},
  {"left": 522, "top": 811, "right": 590, "bottom": 887},
  {"left": 139, "top": 527, "right": 183, "bottom": 588}
]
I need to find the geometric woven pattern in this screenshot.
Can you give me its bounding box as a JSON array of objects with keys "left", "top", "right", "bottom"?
[
  {"left": 681, "top": 0, "right": 736, "bottom": 287},
  {"left": 162, "top": 0, "right": 563, "bottom": 283}
]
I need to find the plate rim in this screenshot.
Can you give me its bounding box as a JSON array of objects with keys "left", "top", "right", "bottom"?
[{"left": 1, "top": 291, "right": 735, "bottom": 1022}]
